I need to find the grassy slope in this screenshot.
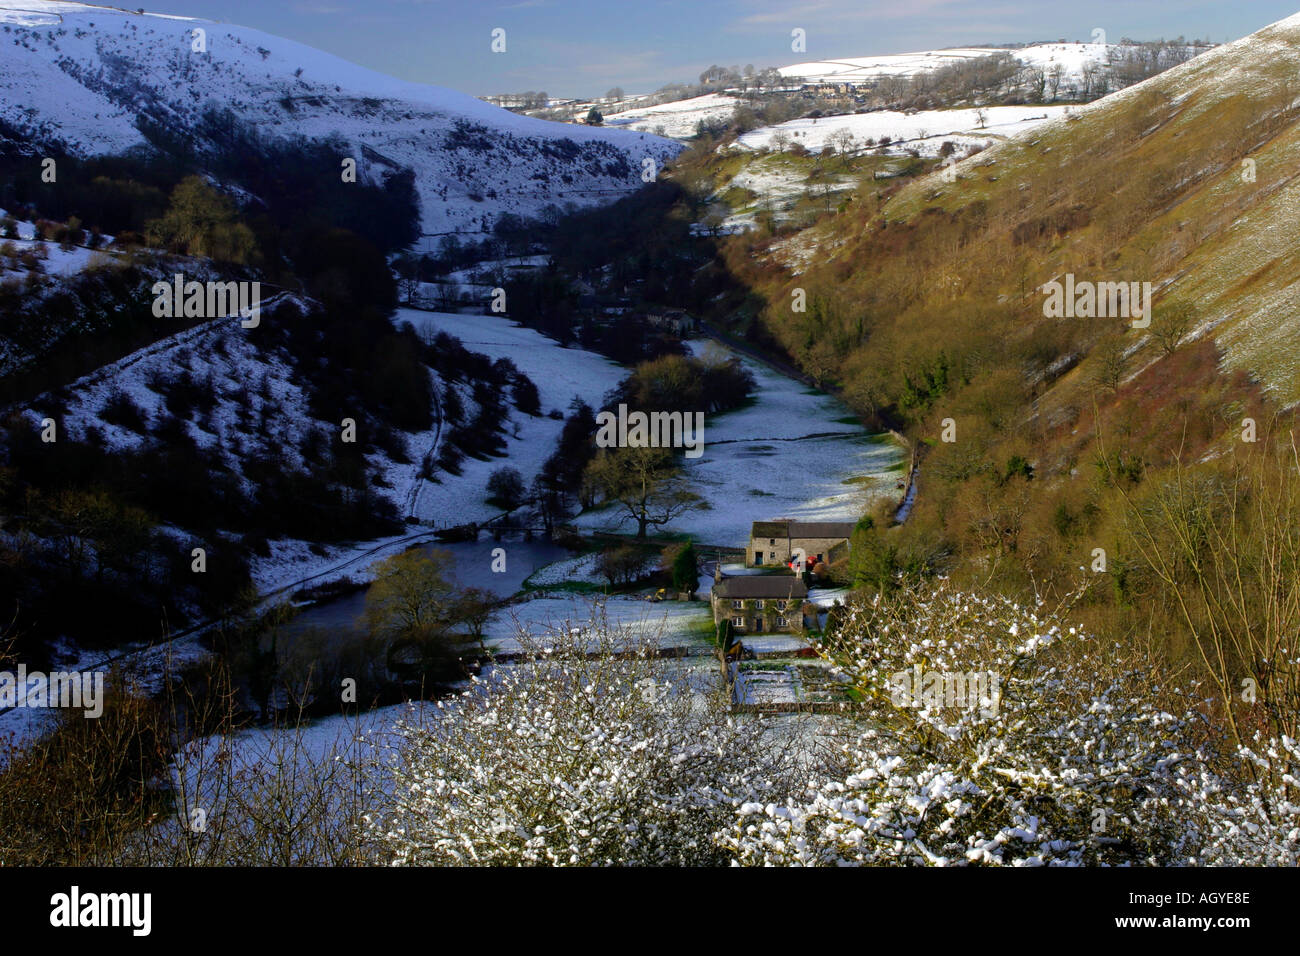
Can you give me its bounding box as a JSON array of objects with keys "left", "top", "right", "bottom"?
[{"left": 870, "top": 12, "right": 1300, "bottom": 406}]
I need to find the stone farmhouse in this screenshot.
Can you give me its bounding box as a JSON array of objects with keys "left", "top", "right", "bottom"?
[
  {"left": 710, "top": 571, "right": 809, "bottom": 633},
  {"left": 749, "top": 520, "right": 855, "bottom": 568}
]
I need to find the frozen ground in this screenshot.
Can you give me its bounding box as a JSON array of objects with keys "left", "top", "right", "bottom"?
[
  {"left": 394, "top": 308, "right": 627, "bottom": 527},
  {"left": 7, "top": 301, "right": 600, "bottom": 601},
  {"left": 524, "top": 552, "right": 604, "bottom": 588},
  {"left": 778, "top": 42, "right": 1205, "bottom": 89},
  {"left": 603, "top": 93, "right": 741, "bottom": 139},
  {"left": 736, "top": 105, "right": 1073, "bottom": 158},
  {"left": 395, "top": 309, "right": 625, "bottom": 415},
  {"left": 0, "top": 237, "right": 113, "bottom": 278},
  {"left": 485, "top": 594, "right": 712, "bottom": 655},
  {"left": 573, "top": 340, "right": 903, "bottom": 547},
  {"left": 0, "top": 631, "right": 210, "bottom": 765},
  {"left": 740, "top": 635, "right": 813, "bottom": 656},
  {"left": 0, "top": 208, "right": 122, "bottom": 279},
  {"left": 715, "top": 157, "right": 861, "bottom": 231}
]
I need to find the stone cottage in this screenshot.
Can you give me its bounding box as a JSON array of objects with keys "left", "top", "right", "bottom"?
[
  {"left": 749, "top": 520, "right": 855, "bottom": 568},
  {"left": 710, "top": 571, "right": 809, "bottom": 633}
]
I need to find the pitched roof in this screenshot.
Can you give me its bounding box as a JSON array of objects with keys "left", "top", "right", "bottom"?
[
  {"left": 750, "top": 520, "right": 857, "bottom": 540},
  {"left": 713, "top": 575, "right": 809, "bottom": 599},
  {"left": 788, "top": 521, "right": 856, "bottom": 539}
]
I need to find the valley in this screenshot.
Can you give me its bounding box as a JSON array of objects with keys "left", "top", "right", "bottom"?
[{"left": 1, "top": 0, "right": 1298, "bottom": 874}]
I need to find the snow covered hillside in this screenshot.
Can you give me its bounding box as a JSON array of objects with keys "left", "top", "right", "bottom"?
[
  {"left": 6, "top": 293, "right": 581, "bottom": 601},
  {"left": 780, "top": 41, "right": 1203, "bottom": 91},
  {"left": 735, "top": 104, "right": 1073, "bottom": 158},
  {"left": 0, "top": 0, "right": 680, "bottom": 236},
  {"left": 394, "top": 309, "right": 626, "bottom": 526},
  {"left": 873, "top": 10, "right": 1300, "bottom": 407},
  {"left": 603, "top": 93, "right": 740, "bottom": 139}
]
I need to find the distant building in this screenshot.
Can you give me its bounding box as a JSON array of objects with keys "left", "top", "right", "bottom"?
[
  {"left": 710, "top": 573, "right": 808, "bottom": 633},
  {"left": 749, "top": 520, "right": 855, "bottom": 568},
  {"left": 643, "top": 308, "right": 696, "bottom": 336}
]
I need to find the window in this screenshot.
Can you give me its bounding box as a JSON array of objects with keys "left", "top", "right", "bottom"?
[
  {"left": 754, "top": 600, "right": 765, "bottom": 609},
  {"left": 731, "top": 600, "right": 743, "bottom": 609},
  {"left": 769, "top": 551, "right": 776, "bottom": 560},
  {"left": 769, "top": 538, "right": 775, "bottom": 545},
  {"left": 732, "top": 617, "right": 744, "bottom": 627},
  {"left": 776, "top": 600, "right": 788, "bottom": 609}
]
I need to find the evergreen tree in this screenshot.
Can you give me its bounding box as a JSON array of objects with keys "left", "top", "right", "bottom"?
[{"left": 671, "top": 539, "right": 698, "bottom": 594}]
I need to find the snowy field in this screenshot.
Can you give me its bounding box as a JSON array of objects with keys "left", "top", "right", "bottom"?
[
  {"left": 7, "top": 303, "right": 603, "bottom": 599},
  {"left": 394, "top": 309, "right": 627, "bottom": 527},
  {"left": 484, "top": 594, "right": 712, "bottom": 655},
  {"left": 14, "top": 302, "right": 318, "bottom": 502},
  {"left": 524, "top": 552, "right": 604, "bottom": 588},
  {"left": 395, "top": 309, "right": 625, "bottom": 415},
  {"left": 0, "top": 631, "right": 210, "bottom": 765},
  {"left": 603, "top": 93, "right": 741, "bottom": 139},
  {"left": 739, "top": 635, "right": 813, "bottom": 656},
  {"left": 0, "top": 209, "right": 123, "bottom": 281},
  {"left": 736, "top": 105, "right": 1073, "bottom": 158},
  {"left": 159, "top": 643, "right": 725, "bottom": 860},
  {"left": 572, "top": 340, "right": 902, "bottom": 547},
  {"left": 0, "top": 238, "right": 112, "bottom": 278},
  {"left": 808, "top": 586, "right": 850, "bottom": 608},
  {"left": 780, "top": 42, "right": 1129, "bottom": 86}
]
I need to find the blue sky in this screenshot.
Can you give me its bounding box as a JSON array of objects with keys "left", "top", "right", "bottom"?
[{"left": 156, "top": 1, "right": 1300, "bottom": 96}]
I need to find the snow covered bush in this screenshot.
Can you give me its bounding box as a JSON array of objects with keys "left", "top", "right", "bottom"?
[
  {"left": 127, "top": 713, "right": 381, "bottom": 866},
  {"left": 1192, "top": 734, "right": 1300, "bottom": 866},
  {"left": 366, "top": 609, "right": 787, "bottom": 865},
  {"left": 725, "top": 584, "right": 1233, "bottom": 866},
  {"left": 107, "top": 592, "right": 1297, "bottom": 867}
]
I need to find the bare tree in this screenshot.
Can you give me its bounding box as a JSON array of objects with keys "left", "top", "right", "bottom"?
[
  {"left": 1091, "top": 333, "right": 1129, "bottom": 392},
  {"left": 1024, "top": 66, "right": 1047, "bottom": 103},
  {"left": 1048, "top": 63, "right": 1065, "bottom": 101},
  {"left": 832, "top": 128, "right": 856, "bottom": 166},
  {"left": 1150, "top": 299, "right": 1197, "bottom": 355},
  {"left": 585, "top": 445, "right": 701, "bottom": 538}
]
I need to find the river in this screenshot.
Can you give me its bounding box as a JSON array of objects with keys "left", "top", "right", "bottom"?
[{"left": 280, "top": 535, "right": 573, "bottom": 640}]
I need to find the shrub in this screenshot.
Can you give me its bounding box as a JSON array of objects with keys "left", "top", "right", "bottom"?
[
  {"left": 511, "top": 371, "right": 541, "bottom": 416},
  {"left": 485, "top": 466, "right": 526, "bottom": 511},
  {"left": 100, "top": 389, "right": 149, "bottom": 433},
  {"left": 595, "top": 544, "right": 651, "bottom": 586},
  {"left": 724, "top": 583, "right": 1284, "bottom": 866},
  {"left": 366, "top": 618, "right": 781, "bottom": 865}
]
